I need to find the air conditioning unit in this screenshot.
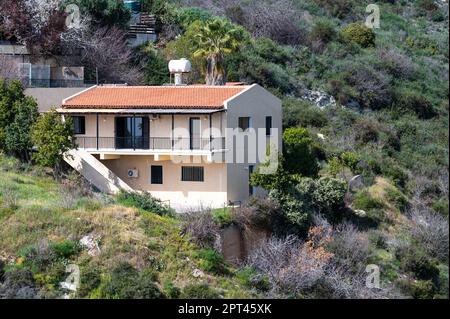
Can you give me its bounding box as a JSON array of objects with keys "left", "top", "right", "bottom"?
[{"left": 127, "top": 169, "right": 139, "bottom": 178}]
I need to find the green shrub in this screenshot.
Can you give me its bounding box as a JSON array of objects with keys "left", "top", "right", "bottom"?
[
  {"left": 196, "top": 249, "right": 228, "bottom": 275},
  {"left": 342, "top": 23, "right": 376, "bottom": 48},
  {"left": 313, "top": 177, "right": 347, "bottom": 217},
  {"left": 368, "top": 229, "right": 389, "bottom": 249},
  {"left": 353, "top": 190, "right": 383, "bottom": 211},
  {"left": 180, "top": 283, "right": 220, "bottom": 299},
  {"left": 384, "top": 187, "right": 409, "bottom": 212},
  {"left": 101, "top": 262, "right": 164, "bottom": 299},
  {"left": 396, "top": 244, "right": 440, "bottom": 281},
  {"left": 163, "top": 281, "right": 181, "bottom": 298},
  {"left": 212, "top": 208, "right": 233, "bottom": 227},
  {"left": 404, "top": 279, "right": 435, "bottom": 299},
  {"left": 236, "top": 267, "right": 270, "bottom": 291},
  {"left": 283, "top": 127, "right": 320, "bottom": 177},
  {"left": 51, "top": 240, "right": 81, "bottom": 259},
  {"left": 314, "top": 0, "right": 356, "bottom": 18},
  {"left": 395, "top": 92, "right": 437, "bottom": 119},
  {"left": 310, "top": 20, "right": 336, "bottom": 43},
  {"left": 117, "top": 191, "right": 174, "bottom": 216},
  {"left": 432, "top": 198, "right": 449, "bottom": 218},
  {"left": 352, "top": 190, "right": 385, "bottom": 225},
  {"left": 77, "top": 265, "right": 101, "bottom": 298},
  {"left": 282, "top": 98, "right": 328, "bottom": 128}
]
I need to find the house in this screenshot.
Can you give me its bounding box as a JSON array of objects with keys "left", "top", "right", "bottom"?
[{"left": 57, "top": 84, "right": 282, "bottom": 210}]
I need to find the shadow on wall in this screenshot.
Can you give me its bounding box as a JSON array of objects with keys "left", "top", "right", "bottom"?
[{"left": 220, "top": 224, "right": 271, "bottom": 264}]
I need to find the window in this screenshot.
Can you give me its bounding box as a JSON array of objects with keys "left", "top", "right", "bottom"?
[
  {"left": 151, "top": 166, "right": 163, "bottom": 184},
  {"left": 249, "top": 165, "right": 255, "bottom": 196},
  {"left": 238, "top": 117, "right": 251, "bottom": 131},
  {"left": 72, "top": 116, "right": 85, "bottom": 135},
  {"left": 181, "top": 166, "right": 204, "bottom": 182},
  {"left": 265, "top": 116, "right": 272, "bottom": 136}
]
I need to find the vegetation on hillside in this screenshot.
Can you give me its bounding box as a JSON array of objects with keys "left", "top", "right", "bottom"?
[
  {"left": 0, "top": 0, "right": 448, "bottom": 299},
  {"left": 0, "top": 154, "right": 258, "bottom": 299}
]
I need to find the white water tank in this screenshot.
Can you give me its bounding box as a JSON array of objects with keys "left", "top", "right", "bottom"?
[{"left": 168, "top": 58, "right": 192, "bottom": 74}]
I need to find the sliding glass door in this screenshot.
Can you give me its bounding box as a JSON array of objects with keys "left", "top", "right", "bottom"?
[
  {"left": 115, "top": 117, "right": 149, "bottom": 149},
  {"left": 189, "top": 117, "right": 201, "bottom": 150}
]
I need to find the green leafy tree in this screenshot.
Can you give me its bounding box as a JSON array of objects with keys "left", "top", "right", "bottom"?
[
  {"left": 0, "top": 80, "right": 26, "bottom": 149},
  {"left": 193, "top": 18, "right": 247, "bottom": 85},
  {"left": 283, "top": 127, "right": 320, "bottom": 177},
  {"left": 4, "top": 96, "right": 39, "bottom": 161},
  {"left": 142, "top": 44, "right": 170, "bottom": 85},
  {"left": 68, "top": 0, "right": 131, "bottom": 28},
  {"left": 31, "top": 109, "right": 75, "bottom": 176}
]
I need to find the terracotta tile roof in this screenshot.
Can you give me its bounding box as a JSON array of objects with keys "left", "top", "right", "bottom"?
[{"left": 62, "top": 86, "right": 249, "bottom": 109}]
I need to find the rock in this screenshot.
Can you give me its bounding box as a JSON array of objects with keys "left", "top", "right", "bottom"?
[
  {"left": 354, "top": 209, "right": 367, "bottom": 217},
  {"left": 192, "top": 268, "right": 205, "bottom": 278},
  {"left": 349, "top": 175, "right": 364, "bottom": 191},
  {"left": 301, "top": 89, "right": 336, "bottom": 109},
  {"left": 317, "top": 133, "right": 326, "bottom": 140},
  {"left": 79, "top": 234, "right": 101, "bottom": 256}
]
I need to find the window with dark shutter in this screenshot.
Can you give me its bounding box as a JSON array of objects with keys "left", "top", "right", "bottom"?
[
  {"left": 266, "top": 116, "right": 272, "bottom": 136},
  {"left": 72, "top": 116, "right": 85, "bottom": 135},
  {"left": 151, "top": 166, "right": 163, "bottom": 184},
  {"left": 181, "top": 166, "right": 204, "bottom": 182},
  {"left": 238, "top": 117, "right": 251, "bottom": 131}
]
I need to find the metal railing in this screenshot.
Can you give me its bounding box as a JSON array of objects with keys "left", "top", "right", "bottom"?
[{"left": 74, "top": 136, "right": 226, "bottom": 151}]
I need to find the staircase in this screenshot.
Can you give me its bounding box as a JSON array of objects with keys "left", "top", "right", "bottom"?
[
  {"left": 128, "top": 12, "right": 156, "bottom": 36},
  {"left": 64, "top": 149, "right": 133, "bottom": 194}
]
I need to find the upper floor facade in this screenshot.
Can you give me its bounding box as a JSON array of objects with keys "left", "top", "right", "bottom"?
[{"left": 57, "top": 84, "right": 282, "bottom": 164}]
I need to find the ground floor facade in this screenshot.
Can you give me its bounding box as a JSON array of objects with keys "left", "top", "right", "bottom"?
[{"left": 96, "top": 154, "right": 248, "bottom": 209}]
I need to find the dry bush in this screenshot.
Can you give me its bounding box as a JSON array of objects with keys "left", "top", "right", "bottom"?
[
  {"left": 378, "top": 48, "right": 416, "bottom": 79},
  {"left": 328, "top": 222, "right": 370, "bottom": 269},
  {"left": 408, "top": 207, "right": 449, "bottom": 262},
  {"left": 248, "top": 216, "right": 392, "bottom": 298},
  {"left": 181, "top": 209, "right": 220, "bottom": 249},
  {"left": 247, "top": 225, "right": 334, "bottom": 295},
  {"left": 182, "top": 0, "right": 307, "bottom": 45},
  {"left": 231, "top": 197, "right": 279, "bottom": 230}
]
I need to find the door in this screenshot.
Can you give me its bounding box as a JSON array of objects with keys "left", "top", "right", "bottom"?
[
  {"left": 189, "top": 117, "right": 201, "bottom": 150},
  {"left": 115, "top": 117, "right": 149, "bottom": 149}
]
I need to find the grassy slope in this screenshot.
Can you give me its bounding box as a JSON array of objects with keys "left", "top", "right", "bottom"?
[{"left": 0, "top": 155, "right": 255, "bottom": 298}]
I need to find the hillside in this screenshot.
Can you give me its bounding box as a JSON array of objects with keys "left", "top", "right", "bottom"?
[
  {"left": 0, "top": 154, "right": 257, "bottom": 299},
  {"left": 0, "top": 0, "right": 448, "bottom": 300}
]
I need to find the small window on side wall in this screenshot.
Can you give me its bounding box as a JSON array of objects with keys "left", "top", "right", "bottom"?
[
  {"left": 238, "top": 117, "right": 251, "bottom": 131},
  {"left": 266, "top": 116, "right": 272, "bottom": 136},
  {"left": 181, "top": 166, "right": 204, "bottom": 182},
  {"left": 72, "top": 116, "right": 85, "bottom": 135}
]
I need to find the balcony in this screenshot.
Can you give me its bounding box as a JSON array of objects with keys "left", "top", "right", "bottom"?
[{"left": 74, "top": 136, "right": 226, "bottom": 153}]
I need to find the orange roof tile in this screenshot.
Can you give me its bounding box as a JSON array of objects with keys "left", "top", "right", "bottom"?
[{"left": 62, "top": 86, "right": 249, "bottom": 109}]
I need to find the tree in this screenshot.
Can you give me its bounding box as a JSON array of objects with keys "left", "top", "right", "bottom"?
[
  {"left": 31, "top": 109, "right": 75, "bottom": 176},
  {"left": 68, "top": 0, "right": 131, "bottom": 29},
  {"left": 0, "top": 0, "right": 67, "bottom": 55},
  {"left": 4, "top": 96, "right": 39, "bottom": 162},
  {"left": 0, "top": 80, "right": 27, "bottom": 149},
  {"left": 193, "top": 18, "right": 247, "bottom": 85},
  {"left": 283, "top": 127, "right": 320, "bottom": 177}
]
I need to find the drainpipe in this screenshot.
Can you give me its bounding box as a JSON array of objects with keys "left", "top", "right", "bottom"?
[
  {"left": 96, "top": 113, "right": 99, "bottom": 150},
  {"left": 209, "top": 113, "right": 212, "bottom": 151},
  {"left": 171, "top": 114, "right": 175, "bottom": 150}
]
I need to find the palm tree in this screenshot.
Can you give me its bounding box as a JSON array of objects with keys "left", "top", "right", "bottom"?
[{"left": 193, "top": 19, "right": 246, "bottom": 86}]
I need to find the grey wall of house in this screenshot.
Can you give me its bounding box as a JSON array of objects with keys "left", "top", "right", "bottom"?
[
  {"left": 25, "top": 87, "right": 88, "bottom": 113},
  {"left": 225, "top": 84, "right": 282, "bottom": 204}
]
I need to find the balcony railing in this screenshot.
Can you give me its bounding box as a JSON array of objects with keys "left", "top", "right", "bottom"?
[{"left": 74, "top": 136, "right": 226, "bottom": 151}]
